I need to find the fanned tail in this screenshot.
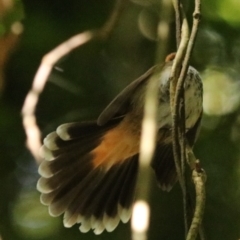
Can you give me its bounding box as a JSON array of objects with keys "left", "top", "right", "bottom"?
[{"left": 37, "top": 117, "right": 139, "bottom": 234}]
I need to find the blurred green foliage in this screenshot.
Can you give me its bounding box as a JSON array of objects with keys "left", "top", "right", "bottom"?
[
  {"left": 1, "top": 0, "right": 240, "bottom": 240},
  {"left": 0, "top": 0, "right": 24, "bottom": 36}
]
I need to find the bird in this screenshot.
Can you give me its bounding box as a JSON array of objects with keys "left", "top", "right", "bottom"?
[{"left": 37, "top": 54, "right": 203, "bottom": 235}]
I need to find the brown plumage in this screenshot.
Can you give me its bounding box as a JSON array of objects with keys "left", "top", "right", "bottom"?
[{"left": 37, "top": 59, "right": 203, "bottom": 234}]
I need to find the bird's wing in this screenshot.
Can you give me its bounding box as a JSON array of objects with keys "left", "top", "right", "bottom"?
[
  {"left": 97, "top": 66, "right": 156, "bottom": 126},
  {"left": 151, "top": 111, "right": 202, "bottom": 191}
]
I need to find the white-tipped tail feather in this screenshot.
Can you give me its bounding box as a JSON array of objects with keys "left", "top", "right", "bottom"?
[
  {"left": 118, "top": 204, "right": 132, "bottom": 223},
  {"left": 37, "top": 177, "right": 53, "bottom": 194},
  {"left": 38, "top": 161, "right": 53, "bottom": 178},
  {"left": 37, "top": 118, "right": 139, "bottom": 234},
  {"left": 103, "top": 213, "right": 120, "bottom": 232},
  {"left": 63, "top": 211, "right": 79, "bottom": 228},
  {"left": 39, "top": 145, "right": 56, "bottom": 161},
  {"left": 43, "top": 132, "right": 59, "bottom": 150},
  {"left": 62, "top": 211, "right": 129, "bottom": 234},
  {"left": 56, "top": 124, "right": 74, "bottom": 140}
]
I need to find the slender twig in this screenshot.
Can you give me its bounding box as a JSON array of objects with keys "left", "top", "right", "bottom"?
[
  {"left": 169, "top": 15, "right": 189, "bottom": 184},
  {"left": 172, "top": 0, "right": 181, "bottom": 48},
  {"left": 22, "top": 31, "right": 94, "bottom": 163},
  {"left": 175, "top": 1, "right": 201, "bottom": 235},
  {"left": 176, "top": 0, "right": 201, "bottom": 92},
  {"left": 21, "top": 0, "right": 127, "bottom": 163},
  {"left": 179, "top": 97, "right": 188, "bottom": 235},
  {"left": 170, "top": 0, "right": 203, "bottom": 237},
  {"left": 169, "top": 7, "right": 190, "bottom": 235},
  {"left": 186, "top": 145, "right": 206, "bottom": 240},
  {"left": 186, "top": 168, "right": 206, "bottom": 240}
]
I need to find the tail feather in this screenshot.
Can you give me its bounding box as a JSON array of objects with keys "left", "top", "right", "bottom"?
[
  {"left": 50, "top": 168, "right": 104, "bottom": 217},
  {"left": 104, "top": 160, "right": 134, "bottom": 217},
  {"left": 37, "top": 117, "right": 139, "bottom": 234},
  {"left": 151, "top": 142, "right": 177, "bottom": 191},
  {"left": 61, "top": 157, "right": 138, "bottom": 230},
  {"left": 40, "top": 153, "right": 92, "bottom": 181},
  {"left": 80, "top": 163, "right": 125, "bottom": 218},
  {"left": 121, "top": 155, "right": 139, "bottom": 207},
  {"left": 57, "top": 117, "right": 122, "bottom": 140},
  {"left": 41, "top": 133, "right": 101, "bottom": 159},
  {"left": 93, "top": 156, "right": 138, "bottom": 218}
]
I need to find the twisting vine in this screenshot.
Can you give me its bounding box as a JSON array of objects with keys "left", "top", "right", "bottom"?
[
  {"left": 21, "top": 0, "right": 128, "bottom": 163},
  {"left": 170, "top": 0, "right": 206, "bottom": 239}
]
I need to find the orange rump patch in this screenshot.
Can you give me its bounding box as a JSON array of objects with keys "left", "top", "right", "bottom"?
[{"left": 91, "top": 124, "right": 139, "bottom": 169}]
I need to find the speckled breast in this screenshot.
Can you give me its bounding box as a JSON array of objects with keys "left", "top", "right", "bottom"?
[{"left": 157, "top": 64, "right": 203, "bottom": 130}]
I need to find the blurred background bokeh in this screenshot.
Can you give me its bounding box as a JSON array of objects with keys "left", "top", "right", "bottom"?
[{"left": 1, "top": 0, "right": 240, "bottom": 239}]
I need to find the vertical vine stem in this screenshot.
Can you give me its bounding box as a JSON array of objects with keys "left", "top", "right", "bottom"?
[
  {"left": 186, "top": 167, "right": 206, "bottom": 240},
  {"left": 172, "top": 0, "right": 181, "bottom": 48},
  {"left": 170, "top": 14, "right": 189, "bottom": 187},
  {"left": 169, "top": 12, "right": 189, "bottom": 235},
  {"left": 177, "top": 0, "right": 201, "bottom": 89},
  {"left": 186, "top": 147, "right": 207, "bottom": 240},
  {"left": 170, "top": 0, "right": 203, "bottom": 238}
]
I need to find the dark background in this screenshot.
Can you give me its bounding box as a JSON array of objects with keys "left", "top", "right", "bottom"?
[{"left": 1, "top": 0, "right": 240, "bottom": 239}]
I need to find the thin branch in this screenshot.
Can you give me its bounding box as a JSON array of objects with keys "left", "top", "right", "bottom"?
[
  {"left": 186, "top": 167, "right": 206, "bottom": 240},
  {"left": 169, "top": 15, "right": 189, "bottom": 189},
  {"left": 171, "top": 11, "right": 190, "bottom": 236},
  {"left": 174, "top": 5, "right": 202, "bottom": 235},
  {"left": 21, "top": 0, "right": 127, "bottom": 163},
  {"left": 172, "top": 0, "right": 181, "bottom": 48},
  {"left": 168, "top": 6, "right": 190, "bottom": 236},
  {"left": 22, "top": 31, "right": 94, "bottom": 163},
  {"left": 175, "top": 0, "right": 201, "bottom": 94},
  {"left": 170, "top": 0, "right": 202, "bottom": 237},
  {"left": 186, "top": 146, "right": 207, "bottom": 240}
]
